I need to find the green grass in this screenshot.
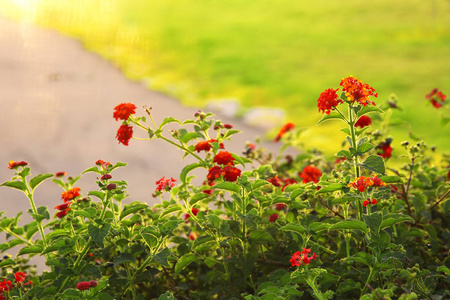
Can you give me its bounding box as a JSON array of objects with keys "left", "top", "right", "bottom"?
[{"left": 2, "top": 0, "right": 449, "bottom": 155}]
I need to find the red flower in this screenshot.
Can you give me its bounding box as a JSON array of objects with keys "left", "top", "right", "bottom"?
[
  {"left": 349, "top": 175, "right": 386, "bottom": 192},
  {"left": 113, "top": 103, "right": 137, "bottom": 121},
  {"left": 426, "top": 88, "right": 446, "bottom": 108},
  {"left": 55, "top": 203, "right": 71, "bottom": 210},
  {"left": 222, "top": 166, "right": 241, "bottom": 182},
  {"left": 61, "top": 187, "right": 81, "bottom": 203},
  {"left": 8, "top": 160, "right": 28, "bottom": 169},
  {"left": 116, "top": 125, "right": 133, "bottom": 146},
  {"left": 106, "top": 183, "right": 116, "bottom": 190},
  {"left": 340, "top": 76, "right": 377, "bottom": 106},
  {"left": 0, "top": 279, "right": 12, "bottom": 292},
  {"left": 268, "top": 176, "right": 283, "bottom": 187},
  {"left": 269, "top": 213, "right": 279, "bottom": 222},
  {"left": 95, "top": 160, "right": 105, "bottom": 166},
  {"left": 195, "top": 141, "right": 212, "bottom": 152},
  {"left": 101, "top": 174, "right": 112, "bottom": 180},
  {"left": 275, "top": 203, "right": 286, "bottom": 210},
  {"left": 299, "top": 166, "right": 322, "bottom": 183},
  {"left": 184, "top": 208, "right": 200, "bottom": 221},
  {"left": 55, "top": 171, "right": 66, "bottom": 177},
  {"left": 371, "top": 174, "right": 387, "bottom": 187},
  {"left": 377, "top": 139, "right": 393, "bottom": 158},
  {"left": 335, "top": 157, "right": 346, "bottom": 164},
  {"left": 290, "top": 248, "right": 318, "bottom": 267},
  {"left": 56, "top": 208, "right": 70, "bottom": 218},
  {"left": 14, "top": 272, "right": 27, "bottom": 284},
  {"left": 76, "top": 281, "right": 91, "bottom": 291},
  {"left": 371, "top": 199, "right": 377, "bottom": 205},
  {"left": 274, "top": 122, "right": 295, "bottom": 142},
  {"left": 155, "top": 177, "right": 177, "bottom": 192},
  {"left": 282, "top": 178, "right": 297, "bottom": 191},
  {"left": 89, "top": 281, "right": 98, "bottom": 288},
  {"left": 189, "top": 232, "right": 199, "bottom": 240},
  {"left": 213, "top": 151, "right": 235, "bottom": 166},
  {"left": 207, "top": 166, "right": 223, "bottom": 182},
  {"left": 354, "top": 115, "right": 372, "bottom": 128},
  {"left": 363, "top": 200, "right": 370, "bottom": 207},
  {"left": 224, "top": 124, "right": 233, "bottom": 129},
  {"left": 317, "top": 88, "right": 341, "bottom": 115}
]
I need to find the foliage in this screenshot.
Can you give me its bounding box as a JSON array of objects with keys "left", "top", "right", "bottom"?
[{"left": 1, "top": 78, "right": 449, "bottom": 299}]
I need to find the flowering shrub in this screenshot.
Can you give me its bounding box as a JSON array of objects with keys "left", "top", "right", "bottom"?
[{"left": 0, "top": 78, "right": 449, "bottom": 299}]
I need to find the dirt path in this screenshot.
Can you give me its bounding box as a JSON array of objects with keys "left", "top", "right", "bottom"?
[{"left": 0, "top": 17, "right": 287, "bottom": 218}]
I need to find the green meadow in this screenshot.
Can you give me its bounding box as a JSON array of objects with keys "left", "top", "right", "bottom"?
[{"left": 1, "top": 0, "right": 449, "bottom": 155}]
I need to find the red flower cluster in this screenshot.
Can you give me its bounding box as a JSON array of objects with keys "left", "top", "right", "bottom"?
[
  {"left": 340, "top": 76, "right": 377, "bottom": 106},
  {"left": 0, "top": 272, "right": 32, "bottom": 299},
  {"left": 207, "top": 165, "right": 241, "bottom": 183},
  {"left": 299, "top": 166, "right": 322, "bottom": 183},
  {"left": 154, "top": 177, "right": 177, "bottom": 195},
  {"left": 290, "top": 248, "right": 318, "bottom": 267},
  {"left": 116, "top": 124, "right": 133, "bottom": 146},
  {"left": 275, "top": 203, "right": 286, "bottom": 210},
  {"left": 184, "top": 208, "right": 200, "bottom": 221},
  {"left": 213, "top": 151, "right": 235, "bottom": 166},
  {"left": 7, "top": 160, "right": 28, "bottom": 169},
  {"left": 113, "top": 103, "right": 137, "bottom": 121},
  {"left": 61, "top": 187, "right": 81, "bottom": 203},
  {"left": 95, "top": 160, "right": 112, "bottom": 170},
  {"left": 377, "top": 139, "right": 393, "bottom": 159},
  {"left": 55, "top": 171, "right": 66, "bottom": 177},
  {"left": 268, "top": 175, "right": 283, "bottom": 187},
  {"left": 317, "top": 88, "right": 342, "bottom": 115},
  {"left": 426, "top": 88, "right": 447, "bottom": 109},
  {"left": 274, "top": 122, "right": 295, "bottom": 142},
  {"left": 194, "top": 139, "right": 224, "bottom": 152},
  {"left": 354, "top": 115, "right": 372, "bottom": 128},
  {"left": 76, "top": 280, "right": 98, "bottom": 291},
  {"left": 101, "top": 174, "right": 112, "bottom": 181},
  {"left": 363, "top": 199, "right": 377, "bottom": 207},
  {"left": 269, "top": 213, "right": 279, "bottom": 222},
  {"left": 348, "top": 174, "right": 387, "bottom": 192}
]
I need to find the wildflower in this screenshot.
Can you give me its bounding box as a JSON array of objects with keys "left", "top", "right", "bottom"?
[
  {"left": 363, "top": 199, "right": 377, "bottom": 207},
  {"left": 88, "top": 281, "right": 98, "bottom": 288},
  {"left": 189, "top": 232, "right": 199, "bottom": 241},
  {"left": 61, "top": 187, "right": 81, "bottom": 202},
  {"left": 0, "top": 279, "right": 12, "bottom": 292},
  {"left": 55, "top": 203, "right": 71, "bottom": 210},
  {"left": 268, "top": 175, "right": 283, "bottom": 187},
  {"left": 354, "top": 115, "right": 372, "bottom": 128},
  {"left": 349, "top": 175, "right": 386, "bottom": 192},
  {"left": 155, "top": 177, "right": 177, "bottom": 192},
  {"left": 8, "top": 160, "right": 28, "bottom": 169},
  {"left": 220, "top": 166, "right": 240, "bottom": 182},
  {"left": 14, "top": 272, "right": 27, "bottom": 284},
  {"left": 275, "top": 203, "right": 286, "bottom": 210},
  {"left": 224, "top": 124, "right": 233, "bottom": 129},
  {"left": 426, "top": 88, "right": 446, "bottom": 108},
  {"left": 290, "top": 248, "right": 318, "bottom": 267},
  {"left": 371, "top": 199, "right": 377, "bottom": 205},
  {"left": 282, "top": 178, "right": 297, "bottom": 191},
  {"left": 56, "top": 208, "right": 70, "bottom": 218},
  {"left": 213, "top": 151, "right": 235, "bottom": 166},
  {"left": 340, "top": 76, "right": 377, "bottom": 106},
  {"left": 299, "top": 166, "right": 322, "bottom": 183},
  {"left": 76, "top": 281, "right": 91, "bottom": 291},
  {"left": 101, "top": 174, "right": 112, "bottom": 180},
  {"left": 377, "top": 139, "right": 393, "bottom": 158},
  {"left": 269, "top": 213, "right": 279, "bottom": 222},
  {"left": 55, "top": 171, "right": 66, "bottom": 177},
  {"left": 362, "top": 200, "right": 370, "bottom": 207},
  {"left": 184, "top": 208, "right": 200, "bottom": 221},
  {"left": 274, "top": 122, "right": 295, "bottom": 142},
  {"left": 113, "top": 103, "right": 137, "bottom": 121},
  {"left": 116, "top": 124, "right": 133, "bottom": 146},
  {"left": 317, "top": 88, "right": 342, "bottom": 115},
  {"left": 95, "top": 160, "right": 105, "bottom": 166},
  {"left": 371, "top": 174, "right": 387, "bottom": 187},
  {"left": 207, "top": 166, "right": 223, "bottom": 182},
  {"left": 195, "top": 139, "right": 224, "bottom": 152},
  {"left": 106, "top": 183, "right": 116, "bottom": 190}
]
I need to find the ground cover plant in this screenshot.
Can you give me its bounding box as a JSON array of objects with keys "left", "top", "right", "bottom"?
[
  {"left": 1, "top": 76, "right": 449, "bottom": 299},
  {"left": 1, "top": 0, "right": 450, "bottom": 154}
]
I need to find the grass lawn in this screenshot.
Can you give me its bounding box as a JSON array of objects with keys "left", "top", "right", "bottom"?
[{"left": 1, "top": 0, "right": 449, "bottom": 156}]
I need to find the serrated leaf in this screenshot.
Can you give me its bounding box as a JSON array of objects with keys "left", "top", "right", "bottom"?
[
  {"left": 363, "top": 212, "right": 383, "bottom": 234},
  {"left": 159, "top": 117, "right": 181, "bottom": 129},
  {"left": 337, "top": 150, "right": 352, "bottom": 159},
  {"left": 358, "top": 155, "right": 385, "bottom": 174},
  {"left": 81, "top": 166, "right": 99, "bottom": 174},
  {"left": 88, "top": 191, "right": 106, "bottom": 201},
  {"left": 317, "top": 111, "right": 347, "bottom": 125},
  {"left": 213, "top": 181, "right": 240, "bottom": 194},
  {"left": 41, "top": 239, "right": 67, "bottom": 255},
  {"left": 0, "top": 181, "right": 27, "bottom": 191},
  {"left": 18, "top": 245, "right": 43, "bottom": 256},
  {"left": 279, "top": 224, "right": 306, "bottom": 235},
  {"left": 356, "top": 143, "right": 374, "bottom": 155},
  {"left": 380, "top": 176, "right": 402, "bottom": 183},
  {"left": 206, "top": 215, "right": 221, "bottom": 229},
  {"left": 175, "top": 253, "right": 198, "bottom": 275},
  {"left": 251, "top": 179, "right": 269, "bottom": 190},
  {"left": 159, "top": 204, "right": 183, "bottom": 218},
  {"left": 309, "top": 222, "right": 331, "bottom": 233},
  {"left": 249, "top": 230, "right": 274, "bottom": 243},
  {"left": 437, "top": 266, "right": 450, "bottom": 275},
  {"left": 154, "top": 247, "right": 171, "bottom": 267},
  {"left": 114, "top": 252, "right": 136, "bottom": 265},
  {"left": 60, "top": 288, "right": 82, "bottom": 299},
  {"left": 180, "top": 163, "right": 204, "bottom": 183},
  {"left": 329, "top": 220, "right": 367, "bottom": 234},
  {"left": 193, "top": 235, "right": 216, "bottom": 249},
  {"left": 0, "top": 258, "right": 15, "bottom": 268},
  {"left": 316, "top": 184, "right": 344, "bottom": 194},
  {"left": 180, "top": 132, "right": 204, "bottom": 144},
  {"left": 380, "top": 213, "right": 414, "bottom": 230},
  {"left": 356, "top": 105, "right": 384, "bottom": 118},
  {"left": 141, "top": 232, "right": 159, "bottom": 248},
  {"left": 88, "top": 223, "right": 111, "bottom": 248},
  {"left": 120, "top": 203, "right": 148, "bottom": 220},
  {"left": 29, "top": 173, "right": 53, "bottom": 190}
]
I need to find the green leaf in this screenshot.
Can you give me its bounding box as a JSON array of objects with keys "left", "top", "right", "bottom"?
[
  {"left": 337, "top": 150, "right": 352, "bottom": 159},
  {"left": 340, "top": 128, "right": 350, "bottom": 136},
  {"left": 0, "top": 258, "right": 15, "bottom": 268},
  {"left": 60, "top": 288, "right": 82, "bottom": 299},
  {"left": 0, "top": 181, "right": 27, "bottom": 191},
  {"left": 114, "top": 252, "right": 136, "bottom": 265},
  {"left": 437, "top": 266, "right": 450, "bottom": 275},
  {"left": 41, "top": 239, "right": 67, "bottom": 255},
  {"left": 317, "top": 111, "right": 347, "bottom": 125},
  {"left": 120, "top": 203, "right": 148, "bottom": 220},
  {"left": 154, "top": 247, "right": 171, "bottom": 267},
  {"left": 316, "top": 184, "right": 344, "bottom": 194},
  {"left": 380, "top": 176, "right": 402, "bottom": 183},
  {"left": 309, "top": 222, "right": 331, "bottom": 233},
  {"left": 88, "top": 223, "right": 111, "bottom": 248},
  {"left": 29, "top": 173, "right": 53, "bottom": 190},
  {"left": 358, "top": 155, "right": 385, "bottom": 174},
  {"left": 329, "top": 220, "right": 367, "bottom": 234},
  {"left": 81, "top": 166, "right": 99, "bottom": 174},
  {"left": 363, "top": 212, "right": 383, "bottom": 234},
  {"left": 88, "top": 191, "right": 106, "bottom": 201},
  {"left": 279, "top": 224, "right": 306, "bottom": 235},
  {"left": 380, "top": 213, "right": 414, "bottom": 230},
  {"left": 213, "top": 182, "right": 240, "bottom": 194},
  {"left": 159, "top": 117, "right": 181, "bottom": 128},
  {"left": 251, "top": 179, "right": 269, "bottom": 190},
  {"left": 28, "top": 206, "right": 50, "bottom": 222},
  {"left": 180, "top": 132, "right": 204, "bottom": 144},
  {"left": 356, "top": 105, "right": 384, "bottom": 118},
  {"left": 18, "top": 245, "right": 43, "bottom": 256},
  {"left": 180, "top": 163, "right": 204, "bottom": 183},
  {"left": 189, "top": 193, "right": 210, "bottom": 206},
  {"left": 193, "top": 235, "right": 216, "bottom": 249},
  {"left": 159, "top": 204, "right": 183, "bottom": 218},
  {"left": 175, "top": 253, "right": 198, "bottom": 275},
  {"left": 356, "top": 143, "right": 374, "bottom": 155},
  {"left": 206, "top": 215, "right": 221, "bottom": 229},
  {"left": 141, "top": 232, "right": 159, "bottom": 248},
  {"left": 249, "top": 230, "right": 274, "bottom": 243}
]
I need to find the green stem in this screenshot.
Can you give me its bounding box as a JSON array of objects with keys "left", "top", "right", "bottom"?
[
  {"left": 125, "top": 263, "right": 137, "bottom": 299},
  {"left": 0, "top": 226, "right": 32, "bottom": 245},
  {"left": 348, "top": 105, "right": 360, "bottom": 178},
  {"left": 306, "top": 276, "right": 326, "bottom": 300},
  {"left": 23, "top": 188, "right": 47, "bottom": 249},
  {"left": 361, "top": 266, "right": 375, "bottom": 295}
]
